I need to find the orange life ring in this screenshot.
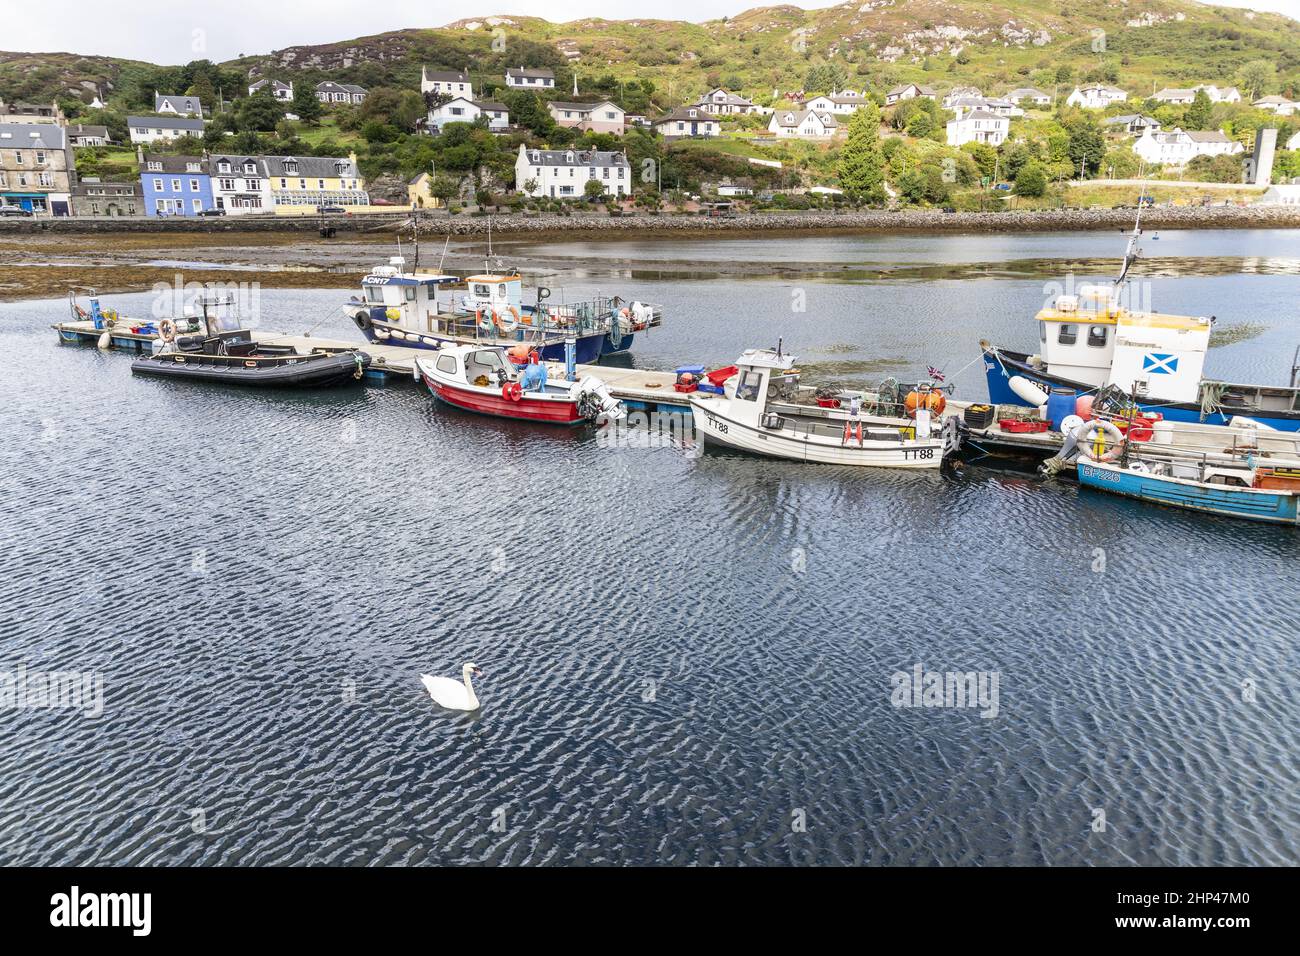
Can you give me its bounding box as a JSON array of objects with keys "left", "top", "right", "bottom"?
[
  {"left": 158, "top": 318, "right": 177, "bottom": 342},
  {"left": 501, "top": 382, "right": 522, "bottom": 402}
]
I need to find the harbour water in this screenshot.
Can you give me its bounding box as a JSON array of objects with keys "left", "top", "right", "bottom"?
[{"left": 1, "top": 230, "right": 1296, "bottom": 865}]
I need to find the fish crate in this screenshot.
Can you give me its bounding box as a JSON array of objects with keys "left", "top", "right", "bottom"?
[{"left": 963, "top": 403, "right": 996, "bottom": 429}]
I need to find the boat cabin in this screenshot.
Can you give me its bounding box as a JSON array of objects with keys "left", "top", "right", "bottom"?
[
  {"left": 432, "top": 346, "right": 511, "bottom": 387},
  {"left": 1036, "top": 284, "right": 1211, "bottom": 403},
  {"left": 727, "top": 348, "right": 799, "bottom": 422},
  {"left": 459, "top": 274, "right": 524, "bottom": 317},
  {"left": 358, "top": 257, "right": 460, "bottom": 331}
]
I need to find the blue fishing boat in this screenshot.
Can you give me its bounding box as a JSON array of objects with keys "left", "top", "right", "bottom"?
[
  {"left": 1077, "top": 456, "right": 1300, "bottom": 525},
  {"left": 981, "top": 206, "right": 1300, "bottom": 431},
  {"left": 344, "top": 257, "right": 661, "bottom": 365}
]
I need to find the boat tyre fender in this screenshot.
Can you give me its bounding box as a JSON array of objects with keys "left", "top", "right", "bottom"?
[
  {"left": 1079, "top": 420, "right": 1125, "bottom": 462},
  {"left": 353, "top": 311, "right": 372, "bottom": 332},
  {"left": 502, "top": 382, "right": 522, "bottom": 402},
  {"left": 158, "top": 318, "right": 177, "bottom": 342}
]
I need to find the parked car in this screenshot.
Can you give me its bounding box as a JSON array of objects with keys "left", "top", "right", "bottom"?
[
  {"left": 317, "top": 205, "right": 346, "bottom": 214},
  {"left": 196, "top": 207, "right": 226, "bottom": 216},
  {"left": 0, "top": 205, "right": 34, "bottom": 217}
]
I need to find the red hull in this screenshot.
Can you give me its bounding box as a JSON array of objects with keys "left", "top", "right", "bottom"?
[{"left": 422, "top": 371, "right": 583, "bottom": 425}]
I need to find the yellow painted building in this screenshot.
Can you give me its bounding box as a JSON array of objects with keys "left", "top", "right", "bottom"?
[
  {"left": 264, "top": 152, "right": 369, "bottom": 213},
  {"left": 407, "top": 172, "right": 445, "bottom": 209}
]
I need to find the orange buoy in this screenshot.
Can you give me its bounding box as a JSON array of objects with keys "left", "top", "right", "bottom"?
[{"left": 904, "top": 390, "right": 946, "bottom": 416}]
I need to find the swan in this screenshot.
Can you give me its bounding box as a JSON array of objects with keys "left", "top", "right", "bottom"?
[{"left": 420, "top": 663, "right": 483, "bottom": 711}]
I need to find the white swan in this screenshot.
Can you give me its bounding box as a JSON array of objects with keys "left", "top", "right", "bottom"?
[{"left": 420, "top": 663, "right": 483, "bottom": 711}]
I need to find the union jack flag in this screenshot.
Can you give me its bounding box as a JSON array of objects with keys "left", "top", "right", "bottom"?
[{"left": 927, "top": 366, "right": 945, "bottom": 382}]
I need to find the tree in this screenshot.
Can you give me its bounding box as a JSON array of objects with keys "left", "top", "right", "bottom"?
[
  {"left": 1065, "top": 119, "right": 1105, "bottom": 176},
  {"left": 291, "top": 83, "right": 322, "bottom": 125},
  {"left": 1238, "top": 60, "right": 1276, "bottom": 100},
  {"left": 1013, "top": 162, "right": 1048, "bottom": 197},
  {"left": 583, "top": 178, "right": 607, "bottom": 202},
  {"left": 1184, "top": 90, "right": 1213, "bottom": 131},
  {"left": 430, "top": 175, "right": 458, "bottom": 204},
  {"left": 836, "top": 104, "right": 886, "bottom": 206},
  {"left": 234, "top": 87, "right": 283, "bottom": 132}
]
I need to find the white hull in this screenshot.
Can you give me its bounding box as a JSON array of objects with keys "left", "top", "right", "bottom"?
[{"left": 689, "top": 396, "right": 944, "bottom": 468}]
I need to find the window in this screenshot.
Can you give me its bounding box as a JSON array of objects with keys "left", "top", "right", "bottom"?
[
  {"left": 153, "top": 178, "right": 163, "bottom": 191},
  {"left": 14, "top": 151, "right": 23, "bottom": 165},
  {"left": 364, "top": 286, "right": 384, "bottom": 303},
  {"left": 192, "top": 199, "right": 202, "bottom": 212},
  {"left": 171, "top": 179, "right": 181, "bottom": 191},
  {"left": 35, "top": 151, "right": 45, "bottom": 164},
  {"left": 736, "top": 370, "right": 763, "bottom": 402},
  {"left": 1057, "top": 323, "right": 1078, "bottom": 346},
  {"left": 1039, "top": 322, "right": 1047, "bottom": 344},
  {"left": 219, "top": 162, "right": 231, "bottom": 173},
  {"left": 147, "top": 161, "right": 162, "bottom": 171},
  {"left": 1087, "top": 326, "right": 1109, "bottom": 348},
  {"left": 190, "top": 179, "right": 200, "bottom": 192},
  {"left": 436, "top": 354, "right": 457, "bottom": 375}
]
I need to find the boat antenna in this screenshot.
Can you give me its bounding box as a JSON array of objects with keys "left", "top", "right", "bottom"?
[
  {"left": 1112, "top": 166, "right": 1147, "bottom": 296},
  {"left": 436, "top": 233, "right": 450, "bottom": 274},
  {"left": 411, "top": 216, "right": 420, "bottom": 274},
  {"left": 776, "top": 337, "right": 783, "bottom": 358},
  {"left": 484, "top": 217, "right": 492, "bottom": 274}
]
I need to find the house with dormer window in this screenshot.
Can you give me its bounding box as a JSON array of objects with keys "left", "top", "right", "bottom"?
[
  {"left": 248, "top": 79, "right": 294, "bottom": 102},
  {"left": 154, "top": 93, "right": 204, "bottom": 117},
  {"left": 651, "top": 107, "right": 719, "bottom": 138},
  {"left": 207, "top": 155, "right": 269, "bottom": 213},
  {"left": 768, "top": 108, "right": 840, "bottom": 139},
  {"left": 262, "top": 153, "right": 368, "bottom": 211},
  {"left": 514, "top": 143, "right": 631, "bottom": 199}
]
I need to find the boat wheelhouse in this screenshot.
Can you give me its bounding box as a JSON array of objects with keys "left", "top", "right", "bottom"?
[{"left": 346, "top": 257, "right": 662, "bottom": 364}]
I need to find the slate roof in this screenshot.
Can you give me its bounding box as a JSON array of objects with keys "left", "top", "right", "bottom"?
[
  {"left": 127, "top": 115, "right": 205, "bottom": 132},
  {"left": 0, "top": 122, "right": 66, "bottom": 149},
  {"left": 154, "top": 93, "right": 202, "bottom": 113},
  {"left": 521, "top": 147, "right": 629, "bottom": 168}
]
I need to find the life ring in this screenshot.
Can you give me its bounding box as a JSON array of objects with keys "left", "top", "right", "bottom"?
[
  {"left": 353, "top": 311, "right": 372, "bottom": 332},
  {"left": 1078, "top": 419, "right": 1125, "bottom": 462},
  {"left": 495, "top": 306, "right": 520, "bottom": 333},
  {"left": 158, "top": 318, "right": 177, "bottom": 342},
  {"left": 501, "top": 382, "right": 522, "bottom": 402}
]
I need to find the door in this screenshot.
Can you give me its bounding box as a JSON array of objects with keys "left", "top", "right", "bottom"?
[{"left": 52, "top": 200, "right": 69, "bottom": 217}]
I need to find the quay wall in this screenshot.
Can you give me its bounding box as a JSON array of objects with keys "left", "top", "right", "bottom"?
[{"left": 3, "top": 206, "right": 1300, "bottom": 237}]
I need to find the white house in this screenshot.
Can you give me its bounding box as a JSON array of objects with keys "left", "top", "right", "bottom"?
[
  {"left": 885, "top": 83, "right": 936, "bottom": 106},
  {"left": 803, "top": 93, "right": 868, "bottom": 116},
  {"left": 127, "top": 115, "right": 205, "bottom": 144},
  {"left": 154, "top": 93, "right": 203, "bottom": 116},
  {"left": 1152, "top": 88, "right": 1198, "bottom": 105},
  {"left": 1105, "top": 114, "right": 1162, "bottom": 136},
  {"left": 948, "top": 96, "right": 1019, "bottom": 118},
  {"left": 514, "top": 144, "right": 631, "bottom": 199},
  {"left": 1258, "top": 184, "right": 1300, "bottom": 205},
  {"left": 1133, "top": 127, "right": 1243, "bottom": 166},
  {"left": 208, "top": 154, "right": 269, "bottom": 214},
  {"left": 1008, "top": 87, "right": 1052, "bottom": 107},
  {"left": 424, "top": 97, "right": 509, "bottom": 133},
  {"left": 248, "top": 79, "right": 293, "bottom": 102},
  {"left": 652, "top": 107, "right": 720, "bottom": 138},
  {"left": 1153, "top": 84, "right": 1240, "bottom": 104},
  {"left": 547, "top": 100, "right": 626, "bottom": 135},
  {"left": 504, "top": 67, "right": 555, "bottom": 90},
  {"left": 1065, "top": 85, "right": 1127, "bottom": 109},
  {"left": 421, "top": 68, "right": 472, "bottom": 100},
  {"left": 695, "top": 88, "right": 762, "bottom": 115},
  {"left": 942, "top": 86, "right": 983, "bottom": 109},
  {"left": 945, "top": 107, "right": 1009, "bottom": 147},
  {"left": 768, "top": 108, "right": 840, "bottom": 139},
  {"left": 1287, "top": 130, "right": 1300, "bottom": 151},
  {"left": 1253, "top": 96, "right": 1298, "bottom": 116},
  {"left": 315, "top": 81, "right": 367, "bottom": 105},
  {"left": 67, "top": 123, "right": 110, "bottom": 147}
]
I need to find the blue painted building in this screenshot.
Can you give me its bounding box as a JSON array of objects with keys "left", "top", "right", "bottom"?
[{"left": 139, "top": 153, "right": 215, "bottom": 216}]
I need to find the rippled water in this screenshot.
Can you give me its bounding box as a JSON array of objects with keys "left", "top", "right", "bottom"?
[{"left": 1, "top": 230, "right": 1297, "bottom": 866}]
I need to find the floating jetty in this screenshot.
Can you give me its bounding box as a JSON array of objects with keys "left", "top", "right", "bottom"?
[{"left": 53, "top": 317, "right": 1300, "bottom": 470}]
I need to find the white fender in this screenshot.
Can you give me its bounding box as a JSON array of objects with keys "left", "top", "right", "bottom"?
[{"left": 1009, "top": 375, "right": 1049, "bottom": 407}]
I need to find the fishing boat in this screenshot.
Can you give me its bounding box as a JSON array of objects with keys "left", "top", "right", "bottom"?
[
  {"left": 981, "top": 207, "right": 1300, "bottom": 431},
  {"left": 132, "top": 293, "right": 369, "bottom": 388},
  {"left": 345, "top": 252, "right": 661, "bottom": 365},
  {"left": 686, "top": 346, "right": 950, "bottom": 468},
  {"left": 414, "top": 343, "right": 623, "bottom": 426},
  {"left": 1077, "top": 455, "right": 1300, "bottom": 525}
]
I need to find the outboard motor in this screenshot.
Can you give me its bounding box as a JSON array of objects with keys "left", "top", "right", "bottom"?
[{"left": 575, "top": 376, "right": 625, "bottom": 423}]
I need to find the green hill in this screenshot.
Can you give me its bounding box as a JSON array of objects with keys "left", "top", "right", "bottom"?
[{"left": 3, "top": 2, "right": 1298, "bottom": 108}]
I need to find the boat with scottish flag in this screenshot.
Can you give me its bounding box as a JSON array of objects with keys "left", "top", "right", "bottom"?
[{"left": 981, "top": 205, "right": 1300, "bottom": 432}]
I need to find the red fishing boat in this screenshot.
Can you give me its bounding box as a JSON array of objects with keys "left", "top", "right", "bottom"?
[{"left": 414, "top": 344, "right": 623, "bottom": 425}]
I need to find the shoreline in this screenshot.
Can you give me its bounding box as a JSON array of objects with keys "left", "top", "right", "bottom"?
[{"left": 4, "top": 205, "right": 1300, "bottom": 238}]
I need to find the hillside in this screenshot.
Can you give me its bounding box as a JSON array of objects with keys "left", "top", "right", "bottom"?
[{"left": 3, "top": 2, "right": 1298, "bottom": 108}]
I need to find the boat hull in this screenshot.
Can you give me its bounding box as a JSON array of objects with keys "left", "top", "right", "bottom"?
[
  {"left": 689, "top": 398, "right": 944, "bottom": 468},
  {"left": 1077, "top": 461, "right": 1300, "bottom": 525},
  {"left": 420, "top": 368, "right": 584, "bottom": 425},
  {"left": 982, "top": 345, "right": 1300, "bottom": 431},
  {"left": 983, "top": 346, "right": 1300, "bottom": 432},
  {"left": 363, "top": 319, "right": 605, "bottom": 365},
  {"left": 131, "top": 351, "right": 368, "bottom": 387}
]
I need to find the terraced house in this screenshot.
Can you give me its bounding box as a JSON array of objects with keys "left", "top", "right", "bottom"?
[
  {"left": 514, "top": 144, "right": 631, "bottom": 199},
  {"left": 139, "top": 154, "right": 214, "bottom": 216},
  {"left": 209, "top": 154, "right": 268, "bottom": 214},
  {"left": 0, "top": 122, "right": 74, "bottom": 215},
  {"left": 263, "top": 154, "right": 368, "bottom": 213}
]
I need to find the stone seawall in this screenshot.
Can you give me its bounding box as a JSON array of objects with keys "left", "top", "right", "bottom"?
[{"left": 4, "top": 205, "right": 1300, "bottom": 237}]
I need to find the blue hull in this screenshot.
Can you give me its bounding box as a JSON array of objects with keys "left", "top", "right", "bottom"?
[
  {"left": 983, "top": 351, "right": 1300, "bottom": 433},
  {"left": 600, "top": 331, "right": 634, "bottom": 356},
  {"left": 1078, "top": 463, "right": 1299, "bottom": 525},
  {"left": 364, "top": 323, "right": 605, "bottom": 364}
]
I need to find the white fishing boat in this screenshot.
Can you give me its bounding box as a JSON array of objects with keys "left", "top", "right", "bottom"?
[{"left": 687, "top": 347, "right": 949, "bottom": 468}]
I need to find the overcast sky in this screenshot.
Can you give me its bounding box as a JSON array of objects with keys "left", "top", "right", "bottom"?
[{"left": 6, "top": 1, "right": 1298, "bottom": 63}]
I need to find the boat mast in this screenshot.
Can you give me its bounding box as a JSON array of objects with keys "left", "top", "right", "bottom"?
[{"left": 1112, "top": 169, "right": 1147, "bottom": 298}]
